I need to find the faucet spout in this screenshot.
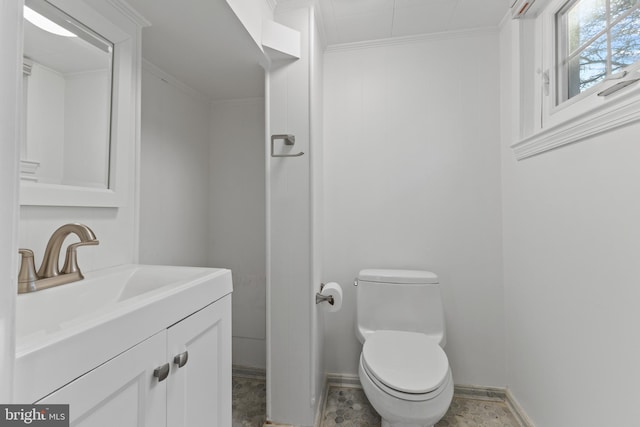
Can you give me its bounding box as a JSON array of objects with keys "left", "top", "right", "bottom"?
[{"left": 37, "top": 223, "right": 99, "bottom": 279}]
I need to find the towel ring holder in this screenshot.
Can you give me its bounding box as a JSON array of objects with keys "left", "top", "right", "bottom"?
[{"left": 271, "top": 134, "right": 304, "bottom": 157}]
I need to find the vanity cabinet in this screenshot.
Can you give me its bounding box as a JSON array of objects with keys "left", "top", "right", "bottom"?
[{"left": 37, "top": 296, "right": 231, "bottom": 426}]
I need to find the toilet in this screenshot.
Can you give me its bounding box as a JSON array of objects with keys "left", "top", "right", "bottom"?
[{"left": 356, "top": 269, "right": 453, "bottom": 427}]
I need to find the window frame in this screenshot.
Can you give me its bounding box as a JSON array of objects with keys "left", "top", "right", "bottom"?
[
  {"left": 556, "top": 0, "right": 640, "bottom": 103},
  {"left": 511, "top": 0, "right": 640, "bottom": 160}
]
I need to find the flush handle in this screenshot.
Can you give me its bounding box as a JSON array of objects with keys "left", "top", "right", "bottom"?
[
  {"left": 173, "top": 351, "right": 189, "bottom": 368},
  {"left": 153, "top": 363, "right": 170, "bottom": 382}
]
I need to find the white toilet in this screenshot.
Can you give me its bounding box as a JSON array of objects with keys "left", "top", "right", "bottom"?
[{"left": 356, "top": 269, "right": 453, "bottom": 427}]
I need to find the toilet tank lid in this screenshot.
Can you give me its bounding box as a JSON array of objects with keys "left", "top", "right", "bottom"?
[{"left": 358, "top": 269, "right": 438, "bottom": 284}]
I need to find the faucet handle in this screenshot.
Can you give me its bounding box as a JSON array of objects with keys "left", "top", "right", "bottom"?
[
  {"left": 18, "top": 249, "right": 38, "bottom": 293},
  {"left": 61, "top": 240, "right": 99, "bottom": 276}
]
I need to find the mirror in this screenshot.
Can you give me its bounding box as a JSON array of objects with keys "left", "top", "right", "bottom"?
[{"left": 21, "top": 0, "right": 113, "bottom": 189}]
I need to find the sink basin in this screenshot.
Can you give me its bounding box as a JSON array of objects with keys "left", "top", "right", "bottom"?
[
  {"left": 14, "top": 263, "right": 232, "bottom": 403},
  {"left": 16, "top": 264, "right": 221, "bottom": 338}
]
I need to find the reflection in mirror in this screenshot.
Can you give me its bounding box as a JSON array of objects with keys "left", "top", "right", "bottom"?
[{"left": 22, "top": 0, "right": 113, "bottom": 189}]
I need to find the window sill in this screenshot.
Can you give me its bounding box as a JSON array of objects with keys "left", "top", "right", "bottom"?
[{"left": 511, "top": 92, "right": 640, "bottom": 160}]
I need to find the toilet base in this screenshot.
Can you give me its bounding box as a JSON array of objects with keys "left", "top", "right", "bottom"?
[{"left": 359, "top": 355, "right": 453, "bottom": 427}]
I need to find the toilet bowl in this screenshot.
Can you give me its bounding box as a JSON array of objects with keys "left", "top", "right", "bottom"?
[
  {"left": 355, "top": 269, "right": 453, "bottom": 427},
  {"left": 358, "top": 330, "right": 453, "bottom": 427}
]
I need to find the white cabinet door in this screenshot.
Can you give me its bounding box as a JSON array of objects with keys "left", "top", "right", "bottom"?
[
  {"left": 36, "top": 295, "right": 232, "bottom": 427},
  {"left": 166, "top": 296, "right": 232, "bottom": 427},
  {"left": 38, "top": 331, "right": 167, "bottom": 427}
]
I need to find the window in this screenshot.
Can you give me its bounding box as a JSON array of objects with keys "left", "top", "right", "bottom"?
[
  {"left": 556, "top": 0, "right": 640, "bottom": 104},
  {"left": 510, "top": 0, "right": 640, "bottom": 159}
]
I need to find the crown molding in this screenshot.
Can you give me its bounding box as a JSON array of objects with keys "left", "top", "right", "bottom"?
[
  {"left": 142, "top": 59, "right": 211, "bottom": 106},
  {"left": 211, "top": 97, "right": 265, "bottom": 106},
  {"left": 325, "top": 27, "right": 498, "bottom": 53},
  {"left": 107, "top": 0, "right": 151, "bottom": 27},
  {"left": 275, "top": 0, "right": 317, "bottom": 11}
]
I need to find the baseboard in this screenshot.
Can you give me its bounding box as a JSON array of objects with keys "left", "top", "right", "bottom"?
[
  {"left": 505, "top": 388, "right": 536, "bottom": 427},
  {"left": 454, "top": 384, "right": 534, "bottom": 427},
  {"left": 325, "top": 372, "right": 361, "bottom": 388},
  {"left": 315, "top": 373, "right": 361, "bottom": 427},
  {"left": 261, "top": 391, "right": 326, "bottom": 427},
  {"left": 313, "top": 377, "right": 328, "bottom": 427},
  {"left": 257, "top": 369, "right": 326, "bottom": 427},
  {"left": 453, "top": 384, "right": 507, "bottom": 402},
  {"left": 232, "top": 337, "right": 266, "bottom": 369},
  {"left": 250, "top": 369, "right": 534, "bottom": 427},
  {"left": 323, "top": 374, "right": 534, "bottom": 427},
  {"left": 232, "top": 364, "right": 266, "bottom": 379}
]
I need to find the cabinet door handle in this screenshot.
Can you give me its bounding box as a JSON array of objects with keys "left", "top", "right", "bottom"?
[
  {"left": 153, "top": 363, "right": 170, "bottom": 382},
  {"left": 173, "top": 351, "right": 189, "bottom": 368}
]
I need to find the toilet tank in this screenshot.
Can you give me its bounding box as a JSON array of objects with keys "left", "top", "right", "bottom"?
[{"left": 356, "top": 269, "right": 446, "bottom": 347}]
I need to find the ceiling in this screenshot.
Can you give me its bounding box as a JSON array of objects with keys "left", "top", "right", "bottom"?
[
  {"left": 318, "top": 0, "right": 512, "bottom": 45},
  {"left": 126, "top": 0, "right": 511, "bottom": 101},
  {"left": 127, "top": 0, "right": 265, "bottom": 101},
  {"left": 23, "top": 20, "right": 110, "bottom": 74}
]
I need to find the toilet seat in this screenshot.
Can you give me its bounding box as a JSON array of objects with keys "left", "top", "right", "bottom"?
[{"left": 362, "top": 330, "right": 449, "bottom": 401}]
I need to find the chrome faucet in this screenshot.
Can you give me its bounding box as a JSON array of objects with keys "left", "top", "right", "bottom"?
[{"left": 18, "top": 223, "right": 99, "bottom": 293}]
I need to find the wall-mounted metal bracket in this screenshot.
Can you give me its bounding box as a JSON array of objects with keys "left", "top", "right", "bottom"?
[
  {"left": 315, "top": 283, "right": 334, "bottom": 305},
  {"left": 271, "top": 134, "right": 304, "bottom": 157}
]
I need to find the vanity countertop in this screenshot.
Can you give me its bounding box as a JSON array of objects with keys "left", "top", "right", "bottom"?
[{"left": 14, "top": 264, "right": 232, "bottom": 403}]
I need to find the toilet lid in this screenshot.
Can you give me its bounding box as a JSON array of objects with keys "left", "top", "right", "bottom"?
[{"left": 362, "top": 330, "right": 449, "bottom": 394}]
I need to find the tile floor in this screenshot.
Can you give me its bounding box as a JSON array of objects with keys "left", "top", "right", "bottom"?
[
  {"left": 232, "top": 376, "right": 522, "bottom": 427},
  {"left": 232, "top": 376, "right": 267, "bottom": 427}
]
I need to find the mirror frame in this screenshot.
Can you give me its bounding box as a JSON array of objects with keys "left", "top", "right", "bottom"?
[{"left": 20, "top": 0, "right": 141, "bottom": 208}]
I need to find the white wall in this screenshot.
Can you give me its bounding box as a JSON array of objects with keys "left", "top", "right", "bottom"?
[
  {"left": 0, "top": 0, "right": 23, "bottom": 402},
  {"left": 26, "top": 63, "right": 65, "bottom": 184},
  {"left": 139, "top": 65, "right": 267, "bottom": 370},
  {"left": 225, "top": 0, "right": 273, "bottom": 52},
  {"left": 500, "top": 21, "right": 640, "bottom": 426},
  {"left": 64, "top": 70, "right": 110, "bottom": 187},
  {"left": 13, "top": 0, "right": 143, "bottom": 399},
  {"left": 25, "top": 65, "right": 110, "bottom": 188},
  {"left": 267, "top": 3, "right": 324, "bottom": 425},
  {"left": 19, "top": 67, "right": 137, "bottom": 275},
  {"left": 323, "top": 30, "right": 505, "bottom": 387},
  {"left": 209, "top": 98, "right": 266, "bottom": 369},
  {"left": 19, "top": 202, "right": 137, "bottom": 276},
  {"left": 138, "top": 65, "right": 211, "bottom": 267}
]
